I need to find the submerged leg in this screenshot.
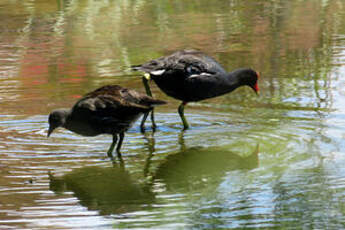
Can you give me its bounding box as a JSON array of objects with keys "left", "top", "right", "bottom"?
[
  {"left": 107, "top": 135, "right": 118, "bottom": 158},
  {"left": 141, "top": 76, "right": 157, "bottom": 130},
  {"left": 150, "top": 110, "right": 156, "bottom": 131},
  {"left": 116, "top": 132, "right": 125, "bottom": 158},
  {"left": 178, "top": 102, "right": 189, "bottom": 130},
  {"left": 140, "top": 112, "right": 149, "bottom": 132}
]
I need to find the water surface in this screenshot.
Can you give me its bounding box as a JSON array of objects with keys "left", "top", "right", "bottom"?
[{"left": 1, "top": 0, "right": 345, "bottom": 229}]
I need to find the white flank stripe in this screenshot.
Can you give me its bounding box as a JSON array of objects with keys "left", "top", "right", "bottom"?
[
  {"left": 150, "top": 69, "right": 166, "bottom": 75},
  {"left": 189, "top": 72, "right": 212, "bottom": 78}
]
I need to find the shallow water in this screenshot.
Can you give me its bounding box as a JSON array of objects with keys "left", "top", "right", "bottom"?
[{"left": 1, "top": 0, "right": 345, "bottom": 229}]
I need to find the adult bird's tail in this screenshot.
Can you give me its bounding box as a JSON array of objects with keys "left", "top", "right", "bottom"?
[{"left": 131, "top": 65, "right": 143, "bottom": 71}]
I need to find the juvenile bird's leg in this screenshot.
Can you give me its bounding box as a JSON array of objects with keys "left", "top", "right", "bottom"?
[
  {"left": 141, "top": 74, "right": 156, "bottom": 131},
  {"left": 178, "top": 102, "right": 189, "bottom": 130},
  {"left": 116, "top": 132, "right": 125, "bottom": 158},
  {"left": 107, "top": 135, "right": 118, "bottom": 158}
]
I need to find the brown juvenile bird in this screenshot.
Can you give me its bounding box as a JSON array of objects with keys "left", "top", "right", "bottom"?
[
  {"left": 132, "top": 49, "right": 259, "bottom": 130},
  {"left": 47, "top": 85, "right": 166, "bottom": 158}
]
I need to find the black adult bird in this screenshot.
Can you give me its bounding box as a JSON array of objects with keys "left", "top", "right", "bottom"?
[
  {"left": 132, "top": 49, "right": 260, "bottom": 130},
  {"left": 47, "top": 85, "right": 166, "bottom": 158}
]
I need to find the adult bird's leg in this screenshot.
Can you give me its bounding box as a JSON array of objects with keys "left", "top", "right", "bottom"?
[
  {"left": 140, "top": 112, "right": 149, "bottom": 132},
  {"left": 116, "top": 132, "right": 125, "bottom": 158},
  {"left": 150, "top": 109, "right": 156, "bottom": 131},
  {"left": 178, "top": 102, "right": 189, "bottom": 130},
  {"left": 107, "top": 135, "right": 118, "bottom": 158},
  {"left": 141, "top": 75, "right": 156, "bottom": 130},
  {"left": 142, "top": 132, "right": 155, "bottom": 179},
  {"left": 178, "top": 130, "right": 186, "bottom": 151}
]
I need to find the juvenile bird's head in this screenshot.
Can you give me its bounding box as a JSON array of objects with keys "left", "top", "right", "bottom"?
[{"left": 47, "top": 109, "right": 70, "bottom": 137}]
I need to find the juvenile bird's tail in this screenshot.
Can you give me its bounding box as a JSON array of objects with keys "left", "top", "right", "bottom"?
[
  {"left": 140, "top": 96, "right": 166, "bottom": 107},
  {"left": 151, "top": 99, "right": 166, "bottom": 106}
]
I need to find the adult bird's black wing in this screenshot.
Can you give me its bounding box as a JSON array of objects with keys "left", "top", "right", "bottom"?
[{"left": 132, "top": 49, "right": 227, "bottom": 78}]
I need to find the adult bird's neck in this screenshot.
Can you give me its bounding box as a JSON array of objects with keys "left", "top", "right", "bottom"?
[
  {"left": 219, "top": 71, "right": 243, "bottom": 94},
  {"left": 224, "top": 69, "right": 252, "bottom": 90}
]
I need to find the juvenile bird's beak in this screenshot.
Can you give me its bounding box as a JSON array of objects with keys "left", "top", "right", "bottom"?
[{"left": 47, "top": 126, "right": 54, "bottom": 138}]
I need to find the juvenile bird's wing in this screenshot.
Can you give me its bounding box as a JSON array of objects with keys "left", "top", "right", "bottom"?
[
  {"left": 118, "top": 86, "right": 166, "bottom": 107},
  {"left": 72, "top": 85, "right": 165, "bottom": 120}
]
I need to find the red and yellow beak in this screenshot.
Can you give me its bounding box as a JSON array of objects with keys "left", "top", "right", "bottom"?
[
  {"left": 251, "top": 83, "right": 259, "bottom": 95},
  {"left": 252, "top": 71, "right": 260, "bottom": 95}
]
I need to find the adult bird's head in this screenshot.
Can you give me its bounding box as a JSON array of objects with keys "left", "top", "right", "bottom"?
[
  {"left": 233, "top": 68, "right": 260, "bottom": 95},
  {"left": 250, "top": 71, "right": 260, "bottom": 95},
  {"left": 47, "top": 109, "right": 69, "bottom": 137}
]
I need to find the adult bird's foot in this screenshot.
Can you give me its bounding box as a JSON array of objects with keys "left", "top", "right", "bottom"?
[
  {"left": 182, "top": 124, "right": 189, "bottom": 130},
  {"left": 151, "top": 123, "right": 157, "bottom": 132},
  {"left": 107, "top": 150, "right": 114, "bottom": 159},
  {"left": 116, "top": 150, "right": 123, "bottom": 160}
]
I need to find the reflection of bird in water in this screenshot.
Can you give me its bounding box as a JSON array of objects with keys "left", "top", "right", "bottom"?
[
  {"left": 152, "top": 144, "right": 259, "bottom": 192},
  {"left": 132, "top": 49, "right": 259, "bottom": 130},
  {"left": 49, "top": 134, "right": 259, "bottom": 216},
  {"left": 49, "top": 163, "right": 155, "bottom": 216},
  {"left": 47, "top": 85, "right": 165, "bottom": 158}
]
